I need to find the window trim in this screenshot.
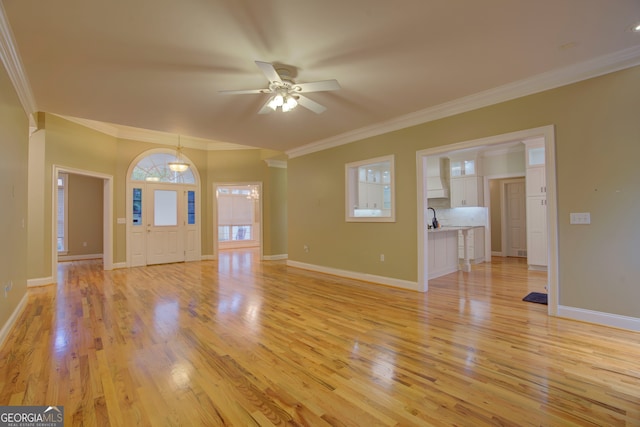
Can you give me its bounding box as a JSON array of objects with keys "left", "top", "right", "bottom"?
[{"left": 345, "top": 155, "right": 396, "bottom": 223}]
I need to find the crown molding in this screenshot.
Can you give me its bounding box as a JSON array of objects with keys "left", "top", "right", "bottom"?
[
  {"left": 57, "top": 114, "right": 253, "bottom": 151},
  {"left": 287, "top": 45, "right": 640, "bottom": 159},
  {"left": 0, "top": 3, "right": 37, "bottom": 117},
  {"left": 264, "top": 159, "right": 287, "bottom": 168}
]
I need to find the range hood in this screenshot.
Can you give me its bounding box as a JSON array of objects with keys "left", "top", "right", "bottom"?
[{"left": 426, "top": 157, "right": 450, "bottom": 199}]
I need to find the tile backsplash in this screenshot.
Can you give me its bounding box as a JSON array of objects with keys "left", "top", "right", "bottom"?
[{"left": 426, "top": 206, "right": 487, "bottom": 227}]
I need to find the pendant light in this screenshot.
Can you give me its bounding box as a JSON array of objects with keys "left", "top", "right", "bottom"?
[{"left": 168, "top": 135, "right": 190, "bottom": 173}]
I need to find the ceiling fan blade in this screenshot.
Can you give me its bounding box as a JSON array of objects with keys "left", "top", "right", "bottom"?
[
  {"left": 293, "top": 79, "right": 341, "bottom": 93},
  {"left": 296, "top": 95, "right": 327, "bottom": 114},
  {"left": 255, "top": 61, "right": 283, "bottom": 84},
  {"left": 258, "top": 97, "right": 275, "bottom": 114},
  {"left": 219, "top": 88, "right": 267, "bottom": 95}
]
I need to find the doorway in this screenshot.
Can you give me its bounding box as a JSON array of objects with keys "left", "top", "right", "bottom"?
[
  {"left": 416, "top": 125, "right": 558, "bottom": 314},
  {"left": 502, "top": 179, "right": 527, "bottom": 257},
  {"left": 213, "top": 183, "right": 262, "bottom": 259},
  {"left": 52, "top": 166, "right": 113, "bottom": 279},
  {"left": 126, "top": 149, "right": 201, "bottom": 267}
]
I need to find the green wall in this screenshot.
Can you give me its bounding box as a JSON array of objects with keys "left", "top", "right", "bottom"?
[
  {"left": 26, "top": 114, "right": 288, "bottom": 280},
  {"left": 0, "top": 60, "right": 29, "bottom": 334},
  {"left": 288, "top": 65, "right": 640, "bottom": 318}
]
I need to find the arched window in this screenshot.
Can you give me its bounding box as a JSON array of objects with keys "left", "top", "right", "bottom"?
[{"left": 131, "top": 152, "right": 196, "bottom": 184}]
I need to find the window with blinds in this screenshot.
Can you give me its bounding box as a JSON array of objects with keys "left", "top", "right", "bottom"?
[
  {"left": 57, "top": 173, "right": 68, "bottom": 253},
  {"left": 217, "top": 187, "right": 255, "bottom": 242}
]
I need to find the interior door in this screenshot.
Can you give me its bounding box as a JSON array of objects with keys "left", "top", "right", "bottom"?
[
  {"left": 147, "top": 185, "right": 184, "bottom": 265},
  {"left": 505, "top": 180, "right": 527, "bottom": 257}
]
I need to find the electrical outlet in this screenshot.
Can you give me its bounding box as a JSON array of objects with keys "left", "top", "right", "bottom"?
[
  {"left": 380, "top": 254, "right": 385, "bottom": 262},
  {"left": 303, "top": 245, "right": 309, "bottom": 253},
  {"left": 4, "top": 282, "right": 11, "bottom": 298}
]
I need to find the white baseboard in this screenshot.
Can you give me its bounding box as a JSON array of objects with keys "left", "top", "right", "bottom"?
[
  {"left": 557, "top": 305, "right": 640, "bottom": 332},
  {"left": 0, "top": 292, "right": 28, "bottom": 349},
  {"left": 27, "top": 276, "right": 54, "bottom": 287},
  {"left": 263, "top": 254, "right": 288, "bottom": 261},
  {"left": 58, "top": 253, "right": 103, "bottom": 261},
  {"left": 112, "top": 262, "right": 127, "bottom": 269},
  {"left": 491, "top": 251, "right": 505, "bottom": 256},
  {"left": 201, "top": 255, "right": 215, "bottom": 261},
  {"left": 286, "top": 260, "right": 420, "bottom": 291}
]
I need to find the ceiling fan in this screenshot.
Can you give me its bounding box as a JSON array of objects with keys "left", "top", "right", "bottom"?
[{"left": 219, "top": 61, "right": 341, "bottom": 114}]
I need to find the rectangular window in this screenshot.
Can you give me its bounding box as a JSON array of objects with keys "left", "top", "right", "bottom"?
[
  {"left": 218, "top": 225, "right": 252, "bottom": 242},
  {"left": 217, "top": 186, "right": 256, "bottom": 243},
  {"left": 232, "top": 225, "right": 252, "bottom": 241},
  {"left": 218, "top": 226, "right": 230, "bottom": 242},
  {"left": 57, "top": 173, "right": 68, "bottom": 253},
  {"left": 345, "top": 155, "right": 395, "bottom": 222},
  {"left": 187, "top": 190, "right": 196, "bottom": 225},
  {"left": 132, "top": 188, "right": 142, "bottom": 225},
  {"left": 154, "top": 190, "right": 178, "bottom": 226}
]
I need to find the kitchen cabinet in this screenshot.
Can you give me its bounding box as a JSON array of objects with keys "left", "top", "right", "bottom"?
[
  {"left": 358, "top": 182, "right": 384, "bottom": 209},
  {"left": 457, "top": 227, "right": 485, "bottom": 263},
  {"left": 526, "top": 167, "right": 546, "bottom": 197},
  {"left": 450, "top": 156, "right": 478, "bottom": 177},
  {"left": 524, "top": 139, "right": 547, "bottom": 269},
  {"left": 427, "top": 229, "right": 459, "bottom": 279},
  {"left": 526, "top": 197, "right": 547, "bottom": 267},
  {"left": 450, "top": 176, "right": 483, "bottom": 207}
]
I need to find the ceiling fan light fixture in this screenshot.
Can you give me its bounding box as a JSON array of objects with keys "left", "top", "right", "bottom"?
[
  {"left": 282, "top": 96, "right": 298, "bottom": 112},
  {"left": 268, "top": 93, "right": 285, "bottom": 110},
  {"left": 286, "top": 95, "right": 298, "bottom": 109}
]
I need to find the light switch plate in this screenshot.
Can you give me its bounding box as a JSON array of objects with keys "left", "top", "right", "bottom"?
[{"left": 570, "top": 212, "right": 591, "bottom": 224}]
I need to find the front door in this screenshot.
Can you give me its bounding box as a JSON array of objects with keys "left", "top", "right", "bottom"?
[{"left": 147, "top": 185, "right": 184, "bottom": 265}]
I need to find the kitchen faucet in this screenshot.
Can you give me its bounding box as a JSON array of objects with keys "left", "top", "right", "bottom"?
[{"left": 428, "top": 207, "right": 439, "bottom": 229}]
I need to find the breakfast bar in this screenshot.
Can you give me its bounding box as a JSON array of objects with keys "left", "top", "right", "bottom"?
[{"left": 427, "top": 226, "right": 484, "bottom": 279}]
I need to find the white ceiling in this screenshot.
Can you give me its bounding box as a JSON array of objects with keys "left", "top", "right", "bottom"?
[{"left": 3, "top": 0, "right": 640, "bottom": 153}]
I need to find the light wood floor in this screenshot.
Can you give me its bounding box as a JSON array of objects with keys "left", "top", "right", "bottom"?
[{"left": 1, "top": 252, "right": 639, "bottom": 426}]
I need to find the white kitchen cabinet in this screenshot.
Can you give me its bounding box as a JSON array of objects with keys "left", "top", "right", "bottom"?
[
  {"left": 428, "top": 230, "right": 459, "bottom": 279},
  {"left": 526, "top": 196, "right": 547, "bottom": 268},
  {"left": 450, "top": 176, "right": 484, "bottom": 207},
  {"left": 450, "top": 156, "right": 478, "bottom": 177},
  {"left": 457, "top": 227, "right": 485, "bottom": 263},
  {"left": 526, "top": 167, "right": 546, "bottom": 197},
  {"left": 358, "top": 182, "right": 384, "bottom": 209},
  {"left": 524, "top": 139, "right": 547, "bottom": 269}
]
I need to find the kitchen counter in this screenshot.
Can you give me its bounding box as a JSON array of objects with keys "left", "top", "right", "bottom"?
[
  {"left": 427, "top": 226, "right": 485, "bottom": 276},
  {"left": 428, "top": 225, "right": 478, "bottom": 233}
]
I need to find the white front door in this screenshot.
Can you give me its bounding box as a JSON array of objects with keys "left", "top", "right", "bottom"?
[{"left": 147, "top": 185, "right": 185, "bottom": 265}]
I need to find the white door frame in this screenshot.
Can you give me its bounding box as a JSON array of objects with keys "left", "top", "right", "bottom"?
[
  {"left": 416, "top": 125, "right": 559, "bottom": 316},
  {"left": 52, "top": 165, "right": 114, "bottom": 280},
  {"left": 212, "top": 182, "right": 263, "bottom": 260}
]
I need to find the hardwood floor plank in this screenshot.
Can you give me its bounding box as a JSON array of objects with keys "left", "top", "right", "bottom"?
[{"left": 1, "top": 252, "right": 639, "bottom": 426}]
